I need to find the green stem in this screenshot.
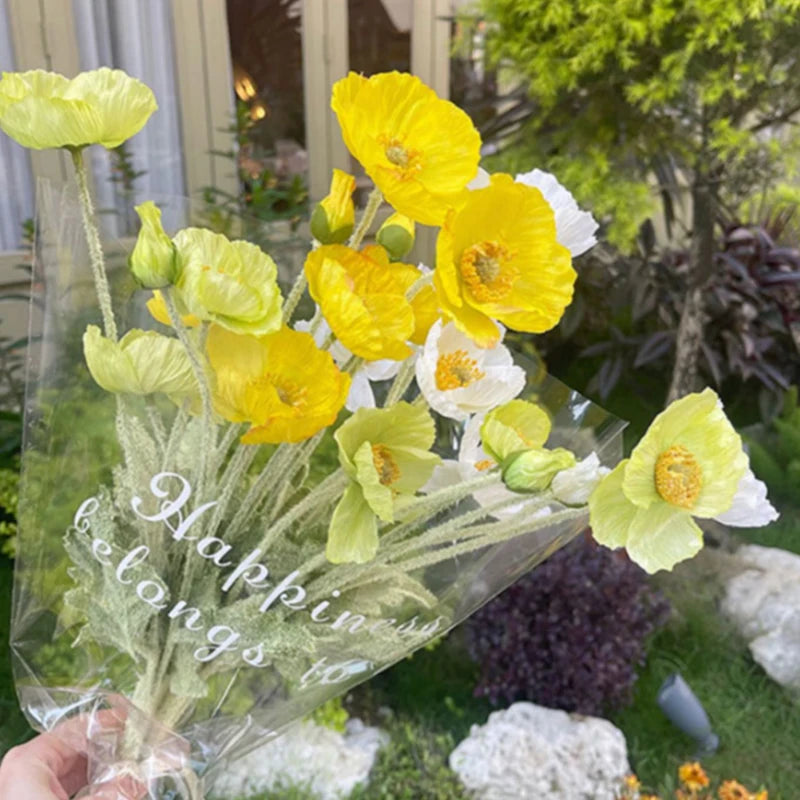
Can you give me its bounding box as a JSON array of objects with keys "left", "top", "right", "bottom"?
[
  {"left": 70, "top": 148, "right": 118, "bottom": 341},
  {"left": 405, "top": 271, "right": 433, "bottom": 301},
  {"left": 384, "top": 358, "right": 416, "bottom": 406},
  {"left": 259, "top": 469, "right": 348, "bottom": 551},
  {"left": 145, "top": 398, "right": 167, "bottom": 454},
  {"left": 205, "top": 444, "right": 259, "bottom": 539},
  {"left": 163, "top": 292, "right": 213, "bottom": 498},
  {"left": 348, "top": 188, "right": 383, "bottom": 250},
  {"left": 282, "top": 270, "right": 308, "bottom": 324},
  {"left": 390, "top": 506, "right": 587, "bottom": 573}
]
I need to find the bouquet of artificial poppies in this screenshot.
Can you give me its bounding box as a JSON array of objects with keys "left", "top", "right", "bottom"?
[{"left": 1, "top": 67, "right": 777, "bottom": 798}]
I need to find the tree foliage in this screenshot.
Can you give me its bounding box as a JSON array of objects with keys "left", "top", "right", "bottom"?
[{"left": 482, "top": 0, "right": 800, "bottom": 248}]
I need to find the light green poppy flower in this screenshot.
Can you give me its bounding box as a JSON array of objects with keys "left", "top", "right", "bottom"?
[
  {"left": 129, "top": 202, "right": 179, "bottom": 289},
  {"left": 0, "top": 68, "right": 156, "bottom": 150},
  {"left": 172, "top": 228, "right": 283, "bottom": 336},
  {"left": 83, "top": 325, "right": 195, "bottom": 397},
  {"left": 327, "top": 402, "right": 441, "bottom": 564},
  {"left": 588, "top": 389, "right": 750, "bottom": 573},
  {"left": 479, "top": 399, "right": 551, "bottom": 464}
]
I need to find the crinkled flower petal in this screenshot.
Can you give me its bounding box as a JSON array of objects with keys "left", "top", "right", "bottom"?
[
  {"left": 416, "top": 320, "right": 525, "bottom": 421},
  {"left": 305, "top": 245, "right": 415, "bottom": 361},
  {"left": 714, "top": 468, "right": 779, "bottom": 527},
  {"left": 623, "top": 388, "right": 748, "bottom": 516},
  {"left": 0, "top": 68, "right": 156, "bottom": 150},
  {"left": 515, "top": 168, "right": 598, "bottom": 257},
  {"left": 83, "top": 325, "right": 195, "bottom": 397},
  {"left": 332, "top": 71, "right": 481, "bottom": 225},
  {"left": 174, "top": 228, "right": 282, "bottom": 336},
  {"left": 327, "top": 483, "right": 378, "bottom": 564},
  {"left": 435, "top": 173, "right": 576, "bottom": 347},
  {"left": 551, "top": 452, "right": 609, "bottom": 505}
]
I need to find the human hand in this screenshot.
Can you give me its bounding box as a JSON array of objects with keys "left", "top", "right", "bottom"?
[{"left": 0, "top": 711, "right": 143, "bottom": 800}]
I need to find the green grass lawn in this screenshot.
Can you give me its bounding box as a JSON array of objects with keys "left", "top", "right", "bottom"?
[
  {"left": 0, "top": 555, "right": 32, "bottom": 752},
  {"left": 613, "top": 538, "right": 800, "bottom": 799}
]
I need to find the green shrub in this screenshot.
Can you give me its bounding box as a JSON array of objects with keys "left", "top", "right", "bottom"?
[{"left": 349, "top": 718, "right": 467, "bottom": 800}]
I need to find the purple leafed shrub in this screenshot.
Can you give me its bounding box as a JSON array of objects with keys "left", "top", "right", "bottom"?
[{"left": 466, "top": 536, "right": 670, "bottom": 716}]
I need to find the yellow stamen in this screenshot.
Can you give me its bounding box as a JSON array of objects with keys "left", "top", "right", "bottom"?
[
  {"left": 459, "top": 240, "right": 517, "bottom": 303},
  {"left": 378, "top": 135, "right": 422, "bottom": 177},
  {"left": 474, "top": 458, "right": 494, "bottom": 471},
  {"left": 654, "top": 445, "right": 703, "bottom": 509},
  {"left": 372, "top": 443, "right": 401, "bottom": 486},
  {"left": 435, "top": 349, "right": 485, "bottom": 391},
  {"left": 260, "top": 375, "right": 307, "bottom": 409}
]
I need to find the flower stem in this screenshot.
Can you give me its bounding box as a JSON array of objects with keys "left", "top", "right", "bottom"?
[
  {"left": 348, "top": 188, "right": 383, "bottom": 250},
  {"left": 390, "top": 506, "right": 588, "bottom": 573},
  {"left": 405, "top": 271, "right": 433, "bottom": 301},
  {"left": 163, "top": 292, "right": 213, "bottom": 497},
  {"left": 384, "top": 358, "right": 416, "bottom": 406},
  {"left": 69, "top": 148, "right": 118, "bottom": 341},
  {"left": 282, "top": 270, "right": 308, "bottom": 324}
]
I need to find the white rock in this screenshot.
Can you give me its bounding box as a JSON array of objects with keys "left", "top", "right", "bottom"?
[
  {"left": 210, "top": 718, "right": 388, "bottom": 799},
  {"left": 722, "top": 544, "right": 800, "bottom": 691},
  {"left": 449, "top": 702, "right": 631, "bottom": 800}
]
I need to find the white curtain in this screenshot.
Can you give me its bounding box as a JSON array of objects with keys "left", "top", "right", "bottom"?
[
  {"left": 73, "top": 0, "right": 186, "bottom": 237},
  {"left": 0, "top": 0, "right": 35, "bottom": 252}
]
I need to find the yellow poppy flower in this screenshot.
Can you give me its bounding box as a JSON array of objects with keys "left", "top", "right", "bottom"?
[
  {"left": 0, "top": 68, "right": 156, "bottom": 150},
  {"left": 83, "top": 325, "right": 195, "bottom": 397},
  {"left": 173, "top": 228, "right": 283, "bottom": 336},
  {"left": 588, "top": 389, "right": 758, "bottom": 573},
  {"left": 304, "top": 244, "right": 414, "bottom": 360},
  {"left": 360, "top": 244, "right": 439, "bottom": 346},
  {"left": 434, "top": 173, "right": 576, "bottom": 348},
  {"left": 206, "top": 325, "right": 350, "bottom": 444},
  {"left": 331, "top": 71, "right": 481, "bottom": 225}
]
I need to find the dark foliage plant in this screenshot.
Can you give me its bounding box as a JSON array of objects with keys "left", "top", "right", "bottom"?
[{"left": 466, "top": 537, "right": 670, "bottom": 716}]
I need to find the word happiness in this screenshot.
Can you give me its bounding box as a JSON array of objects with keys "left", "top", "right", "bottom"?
[{"left": 75, "top": 472, "right": 443, "bottom": 677}]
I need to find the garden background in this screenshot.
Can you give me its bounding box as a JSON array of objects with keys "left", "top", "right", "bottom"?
[{"left": 1, "top": 1, "right": 800, "bottom": 797}]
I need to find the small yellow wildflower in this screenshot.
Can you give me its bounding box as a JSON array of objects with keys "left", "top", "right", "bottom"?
[
  {"left": 331, "top": 71, "right": 481, "bottom": 225},
  {"left": 304, "top": 244, "right": 415, "bottom": 360},
  {"left": 206, "top": 325, "right": 350, "bottom": 444},
  {"left": 434, "top": 173, "right": 576, "bottom": 347},
  {"left": 718, "top": 780, "right": 754, "bottom": 800},
  {"left": 0, "top": 68, "right": 156, "bottom": 150},
  {"left": 679, "top": 762, "right": 710, "bottom": 791}
]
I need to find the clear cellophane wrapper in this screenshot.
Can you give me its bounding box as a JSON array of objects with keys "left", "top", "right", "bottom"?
[{"left": 10, "top": 181, "right": 624, "bottom": 798}]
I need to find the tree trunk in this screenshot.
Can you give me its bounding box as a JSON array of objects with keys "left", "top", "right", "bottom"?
[{"left": 666, "top": 178, "right": 716, "bottom": 404}]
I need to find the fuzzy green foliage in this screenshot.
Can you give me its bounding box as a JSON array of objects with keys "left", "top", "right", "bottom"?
[
  {"left": 349, "top": 718, "right": 468, "bottom": 800},
  {"left": 309, "top": 695, "right": 349, "bottom": 734},
  {"left": 481, "top": 0, "right": 800, "bottom": 249},
  {"left": 743, "top": 387, "right": 800, "bottom": 508}
]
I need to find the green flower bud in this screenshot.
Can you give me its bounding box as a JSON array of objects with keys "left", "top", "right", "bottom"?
[
  {"left": 310, "top": 169, "right": 356, "bottom": 244},
  {"left": 376, "top": 212, "right": 415, "bottom": 260},
  {"left": 503, "top": 447, "right": 577, "bottom": 493},
  {"left": 129, "top": 201, "right": 179, "bottom": 288}
]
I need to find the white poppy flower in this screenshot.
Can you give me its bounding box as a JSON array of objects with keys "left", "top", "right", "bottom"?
[
  {"left": 296, "top": 311, "right": 402, "bottom": 412},
  {"left": 415, "top": 320, "right": 525, "bottom": 422},
  {"left": 714, "top": 468, "right": 779, "bottom": 527},
  {"left": 551, "top": 452, "right": 610, "bottom": 505},
  {"left": 468, "top": 166, "right": 599, "bottom": 257},
  {"left": 515, "top": 168, "right": 599, "bottom": 257}
]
